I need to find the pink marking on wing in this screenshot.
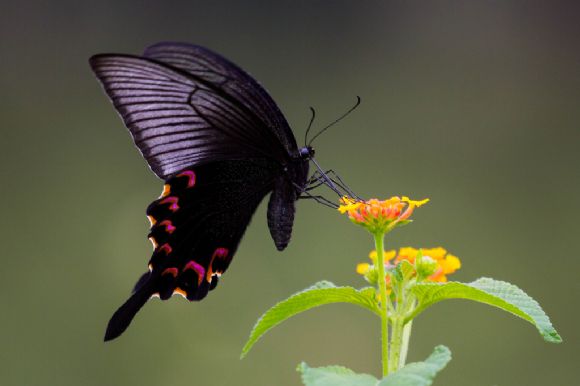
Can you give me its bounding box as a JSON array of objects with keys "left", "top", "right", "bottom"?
[
  {"left": 177, "top": 170, "right": 196, "bottom": 188},
  {"left": 162, "top": 267, "right": 178, "bottom": 277},
  {"left": 212, "top": 247, "right": 229, "bottom": 260},
  {"left": 158, "top": 243, "right": 173, "bottom": 255},
  {"left": 183, "top": 260, "right": 206, "bottom": 285},
  {"left": 160, "top": 196, "right": 179, "bottom": 212},
  {"left": 204, "top": 248, "right": 230, "bottom": 282},
  {"left": 159, "top": 220, "right": 176, "bottom": 234}
]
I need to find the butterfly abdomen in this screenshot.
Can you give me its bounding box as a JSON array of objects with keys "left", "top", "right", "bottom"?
[
  {"left": 267, "top": 159, "right": 309, "bottom": 251},
  {"left": 267, "top": 177, "right": 298, "bottom": 251}
]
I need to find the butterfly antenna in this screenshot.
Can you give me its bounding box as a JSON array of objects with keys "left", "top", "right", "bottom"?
[
  {"left": 307, "top": 96, "right": 361, "bottom": 147},
  {"left": 304, "top": 107, "right": 316, "bottom": 147}
]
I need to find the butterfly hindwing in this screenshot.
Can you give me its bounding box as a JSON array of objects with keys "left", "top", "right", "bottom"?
[{"left": 103, "top": 159, "right": 278, "bottom": 340}]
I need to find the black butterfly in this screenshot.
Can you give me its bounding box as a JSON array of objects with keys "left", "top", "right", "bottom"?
[{"left": 90, "top": 42, "right": 351, "bottom": 341}]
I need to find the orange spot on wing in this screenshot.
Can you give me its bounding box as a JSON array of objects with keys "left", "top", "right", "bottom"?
[
  {"left": 160, "top": 184, "right": 171, "bottom": 198},
  {"left": 147, "top": 215, "right": 157, "bottom": 226},
  {"left": 173, "top": 287, "right": 187, "bottom": 298}
]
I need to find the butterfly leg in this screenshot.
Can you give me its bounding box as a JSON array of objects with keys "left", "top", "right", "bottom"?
[
  {"left": 307, "top": 169, "right": 361, "bottom": 200},
  {"left": 298, "top": 190, "right": 339, "bottom": 209},
  {"left": 305, "top": 172, "right": 328, "bottom": 191},
  {"left": 306, "top": 169, "right": 340, "bottom": 191},
  {"left": 323, "top": 170, "right": 361, "bottom": 200}
]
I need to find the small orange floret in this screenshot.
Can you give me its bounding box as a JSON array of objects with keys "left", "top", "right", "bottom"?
[
  {"left": 356, "top": 263, "right": 371, "bottom": 275},
  {"left": 369, "top": 250, "right": 397, "bottom": 262},
  {"left": 338, "top": 196, "right": 361, "bottom": 213},
  {"left": 395, "top": 247, "right": 419, "bottom": 264}
]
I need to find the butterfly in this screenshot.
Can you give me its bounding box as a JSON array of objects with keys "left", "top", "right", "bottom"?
[{"left": 90, "top": 42, "right": 349, "bottom": 341}]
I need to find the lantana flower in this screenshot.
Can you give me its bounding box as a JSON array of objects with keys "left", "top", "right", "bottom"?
[
  {"left": 396, "top": 247, "right": 461, "bottom": 282},
  {"left": 339, "top": 196, "right": 429, "bottom": 235},
  {"left": 356, "top": 247, "right": 461, "bottom": 286}
]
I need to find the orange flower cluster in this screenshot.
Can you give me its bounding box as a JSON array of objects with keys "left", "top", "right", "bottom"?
[
  {"left": 395, "top": 247, "right": 461, "bottom": 282},
  {"left": 357, "top": 247, "right": 461, "bottom": 284},
  {"left": 338, "top": 196, "right": 429, "bottom": 234}
]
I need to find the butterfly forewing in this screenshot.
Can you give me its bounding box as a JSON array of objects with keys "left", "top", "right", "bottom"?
[
  {"left": 143, "top": 42, "right": 299, "bottom": 157},
  {"left": 90, "top": 53, "right": 288, "bottom": 179}
]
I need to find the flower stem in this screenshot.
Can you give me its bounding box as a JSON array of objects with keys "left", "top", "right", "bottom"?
[
  {"left": 389, "top": 317, "right": 404, "bottom": 373},
  {"left": 399, "top": 320, "right": 413, "bottom": 368},
  {"left": 374, "top": 232, "right": 389, "bottom": 377}
]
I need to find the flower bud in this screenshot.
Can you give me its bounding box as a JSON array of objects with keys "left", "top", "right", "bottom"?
[{"left": 416, "top": 254, "right": 438, "bottom": 280}]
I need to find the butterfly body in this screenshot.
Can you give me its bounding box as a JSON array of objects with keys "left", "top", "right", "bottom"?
[
  {"left": 268, "top": 150, "right": 312, "bottom": 250},
  {"left": 90, "top": 42, "right": 314, "bottom": 340}
]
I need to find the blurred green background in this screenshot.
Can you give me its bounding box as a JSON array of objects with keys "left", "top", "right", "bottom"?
[{"left": 1, "top": 1, "right": 578, "bottom": 385}]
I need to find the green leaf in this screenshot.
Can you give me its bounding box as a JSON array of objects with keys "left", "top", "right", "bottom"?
[
  {"left": 298, "top": 362, "right": 378, "bottom": 386},
  {"left": 409, "top": 278, "right": 562, "bottom": 343},
  {"left": 377, "top": 345, "right": 451, "bottom": 386},
  {"left": 297, "top": 346, "right": 451, "bottom": 386},
  {"left": 241, "top": 281, "right": 380, "bottom": 358}
]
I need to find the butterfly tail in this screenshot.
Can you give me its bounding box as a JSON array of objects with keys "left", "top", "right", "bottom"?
[{"left": 104, "top": 272, "right": 156, "bottom": 342}]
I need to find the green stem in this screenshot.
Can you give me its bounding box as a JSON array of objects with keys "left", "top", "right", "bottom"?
[
  {"left": 374, "top": 232, "right": 389, "bottom": 377},
  {"left": 389, "top": 316, "right": 404, "bottom": 373},
  {"left": 399, "top": 320, "right": 413, "bottom": 368}
]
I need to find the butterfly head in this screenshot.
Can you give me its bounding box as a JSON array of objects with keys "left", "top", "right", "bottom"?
[{"left": 299, "top": 146, "right": 315, "bottom": 160}]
